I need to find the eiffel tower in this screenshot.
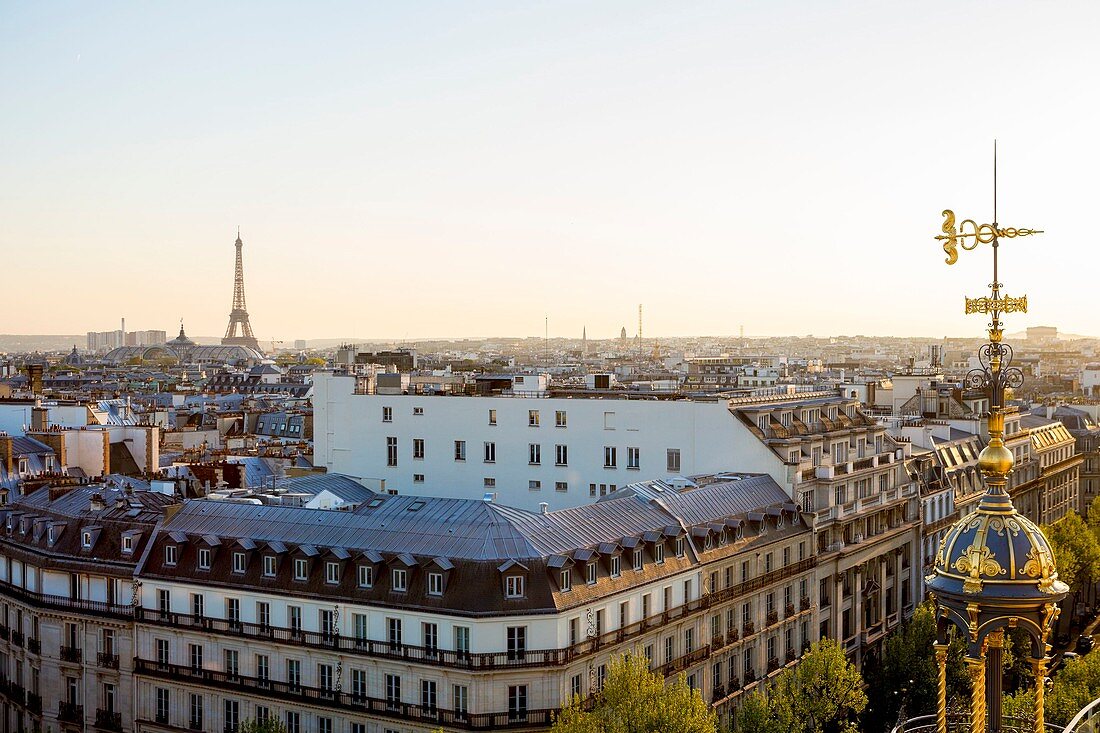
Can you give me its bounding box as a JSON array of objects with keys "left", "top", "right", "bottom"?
[{"left": 221, "top": 229, "right": 261, "bottom": 351}]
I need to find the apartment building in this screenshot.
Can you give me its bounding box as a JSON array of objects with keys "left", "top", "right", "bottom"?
[{"left": 0, "top": 475, "right": 816, "bottom": 733}]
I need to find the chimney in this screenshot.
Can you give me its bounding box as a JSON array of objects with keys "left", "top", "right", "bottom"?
[
  {"left": 89, "top": 492, "right": 106, "bottom": 512},
  {"left": 0, "top": 434, "right": 13, "bottom": 475},
  {"left": 31, "top": 406, "right": 48, "bottom": 432},
  {"left": 27, "top": 364, "right": 43, "bottom": 395},
  {"left": 539, "top": 502, "right": 549, "bottom": 514}
]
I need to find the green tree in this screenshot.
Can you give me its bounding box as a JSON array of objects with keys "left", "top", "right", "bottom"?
[
  {"left": 1043, "top": 513, "right": 1100, "bottom": 593},
  {"left": 734, "top": 639, "right": 865, "bottom": 733},
  {"left": 550, "top": 652, "right": 717, "bottom": 733},
  {"left": 1086, "top": 495, "right": 1100, "bottom": 537},
  {"left": 239, "top": 718, "right": 288, "bottom": 733}
]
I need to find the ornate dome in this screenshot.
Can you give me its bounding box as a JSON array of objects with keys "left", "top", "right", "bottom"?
[{"left": 927, "top": 488, "right": 1067, "bottom": 602}]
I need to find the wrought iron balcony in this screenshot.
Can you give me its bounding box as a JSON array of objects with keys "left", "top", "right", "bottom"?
[
  {"left": 742, "top": 621, "right": 755, "bottom": 637},
  {"left": 58, "top": 701, "right": 83, "bottom": 724},
  {"left": 97, "top": 652, "right": 120, "bottom": 669},
  {"left": 60, "top": 646, "right": 82, "bottom": 663},
  {"left": 784, "top": 602, "right": 796, "bottom": 619},
  {"left": 28, "top": 637, "right": 40, "bottom": 654},
  {"left": 766, "top": 609, "right": 779, "bottom": 626},
  {"left": 95, "top": 709, "right": 122, "bottom": 732},
  {"left": 11, "top": 630, "right": 23, "bottom": 647},
  {"left": 27, "top": 692, "right": 41, "bottom": 714}
]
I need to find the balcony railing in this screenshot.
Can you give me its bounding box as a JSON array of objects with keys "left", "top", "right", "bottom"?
[
  {"left": 95, "top": 709, "right": 122, "bottom": 732},
  {"left": 28, "top": 638, "right": 40, "bottom": 654},
  {"left": 58, "top": 701, "right": 84, "bottom": 724},
  {"left": 784, "top": 602, "right": 796, "bottom": 619},
  {"left": 0, "top": 578, "right": 133, "bottom": 620},
  {"left": 97, "top": 652, "right": 120, "bottom": 669},
  {"left": 11, "top": 630, "right": 23, "bottom": 647},
  {"left": 134, "top": 659, "right": 554, "bottom": 731},
  {"left": 60, "top": 646, "right": 83, "bottom": 663},
  {"left": 130, "top": 558, "right": 816, "bottom": 673},
  {"left": 766, "top": 610, "right": 779, "bottom": 626},
  {"left": 27, "top": 692, "right": 41, "bottom": 715}
]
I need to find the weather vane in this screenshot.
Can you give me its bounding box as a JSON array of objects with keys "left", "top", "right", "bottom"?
[{"left": 933, "top": 141, "right": 1039, "bottom": 489}]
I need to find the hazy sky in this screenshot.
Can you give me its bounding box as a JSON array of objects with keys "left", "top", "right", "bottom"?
[{"left": 2, "top": 1, "right": 1097, "bottom": 342}]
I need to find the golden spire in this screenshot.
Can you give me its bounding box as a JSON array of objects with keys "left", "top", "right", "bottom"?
[{"left": 933, "top": 141, "right": 1040, "bottom": 497}]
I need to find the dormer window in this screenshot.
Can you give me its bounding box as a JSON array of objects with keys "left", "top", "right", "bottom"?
[
  {"left": 428, "top": 572, "right": 443, "bottom": 596},
  {"left": 358, "top": 565, "right": 374, "bottom": 588},
  {"left": 610, "top": 556, "right": 621, "bottom": 578},
  {"left": 263, "top": 556, "right": 276, "bottom": 577},
  {"left": 198, "top": 548, "right": 211, "bottom": 570},
  {"left": 586, "top": 562, "right": 597, "bottom": 585},
  {"left": 704, "top": 535, "right": 713, "bottom": 551},
  {"left": 325, "top": 562, "right": 340, "bottom": 584},
  {"left": 5, "top": 516, "right": 11, "bottom": 531},
  {"left": 654, "top": 543, "right": 665, "bottom": 564},
  {"left": 165, "top": 545, "right": 178, "bottom": 566},
  {"left": 675, "top": 537, "right": 686, "bottom": 557},
  {"left": 506, "top": 575, "right": 525, "bottom": 598},
  {"left": 48, "top": 527, "right": 55, "bottom": 544},
  {"left": 560, "top": 569, "right": 572, "bottom": 592},
  {"left": 20, "top": 519, "right": 27, "bottom": 534},
  {"left": 293, "top": 558, "right": 308, "bottom": 581},
  {"left": 81, "top": 531, "right": 91, "bottom": 548},
  {"left": 392, "top": 568, "right": 408, "bottom": 592},
  {"left": 232, "top": 552, "right": 246, "bottom": 574},
  {"left": 633, "top": 548, "right": 643, "bottom": 571},
  {"left": 122, "top": 536, "right": 133, "bottom": 553}
]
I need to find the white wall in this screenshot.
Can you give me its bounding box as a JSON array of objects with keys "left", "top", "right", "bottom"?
[{"left": 314, "top": 373, "right": 788, "bottom": 511}]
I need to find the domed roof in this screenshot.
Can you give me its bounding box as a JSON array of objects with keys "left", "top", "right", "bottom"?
[
  {"left": 168, "top": 323, "right": 196, "bottom": 348},
  {"left": 927, "top": 488, "right": 1067, "bottom": 602}
]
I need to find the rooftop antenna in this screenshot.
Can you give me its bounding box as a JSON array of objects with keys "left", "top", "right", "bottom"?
[
  {"left": 544, "top": 315, "right": 548, "bottom": 370},
  {"left": 638, "top": 304, "right": 643, "bottom": 339}
]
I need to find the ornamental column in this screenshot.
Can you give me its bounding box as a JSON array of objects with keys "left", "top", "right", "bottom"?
[
  {"left": 967, "top": 651, "right": 987, "bottom": 733},
  {"left": 985, "top": 630, "right": 1004, "bottom": 733},
  {"left": 1032, "top": 656, "right": 1047, "bottom": 733},
  {"left": 934, "top": 643, "right": 949, "bottom": 733}
]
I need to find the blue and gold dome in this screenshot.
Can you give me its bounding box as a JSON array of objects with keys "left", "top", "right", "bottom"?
[{"left": 927, "top": 488, "right": 1067, "bottom": 601}]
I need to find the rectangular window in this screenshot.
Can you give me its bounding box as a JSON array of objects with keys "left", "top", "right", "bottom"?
[
  {"left": 413, "top": 406, "right": 424, "bottom": 416},
  {"left": 318, "top": 663, "right": 334, "bottom": 691},
  {"left": 454, "top": 626, "right": 470, "bottom": 658},
  {"left": 388, "top": 618, "right": 403, "bottom": 648},
  {"left": 423, "top": 622, "right": 438, "bottom": 652},
  {"left": 325, "top": 561, "right": 340, "bottom": 584},
  {"left": 257, "top": 601, "right": 271, "bottom": 628},
  {"left": 586, "top": 562, "right": 597, "bottom": 585},
  {"left": 555, "top": 444, "right": 568, "bottom": 466},
  {"left": 225, "top": 598, "right": 240, "bottom": 624},
  {"left": 655, "top": 543, "right": 664, "bottom": 564},
  {"left": 386, "top": 674, "right": 401, "bottom": 707},
  {"left": 382, "top": 406, "right": 392, "bottom": 422},
  {"left": 156, "top": 688, "right": 170, "bottom": 723},
  {"left": 507, "top": 626, "right": 527, "bottom": 661},
  {"left": 285, "top": 712, "right": 300, "bottom": 733},
  {"left": 428, "top": 572, "right": 443, "bottom": 596},
  {"left": 317, "top": 718, "right": 332, "bottom": 733},
  {"left": 667, "top": 448, "right": 681, "bottom": 473},
  {"left": 529, "top": 443, "right": 541, "bottom": 464},
  {"left": 256, "top": 654, "right": 269, "bottom": 682},
  {"left": 164, "top": 545, "right": 177, "bottom": 566},
  {"left": 633, "top": 548, "right": 643, "bottom": 571},
  {"left": 560, "top": 568, "right": 572, "bottom": 591},
  {"left": 488, "top": 409, "right": 497, "bottom": 425},
  {"left": 508, "top": 685, "right": 528, "bottom": 720},
  {"left": 556, "top": 410, "right": 567, "bottom": 427},
  {"left": 454, "top": 685, "right": 469, "bottom": 716},
  {"left": 263, "top": 555, "right": 276, "bottom": 576},
  {"left": 286, "top": 659, "right": 301, "bottom": 689},
  {"left": 555, "top": 481, "right": 568, "bottom": 492},
  {"left": 675, "top": 537, "right": 685, "bottom": 557},
  {"left": 454, "top": 440, "right": 466, "bottom": 461},
  {"left": 197, "top": 548, "right": 211, "bottom": 570},
  {"left": 288, "top": 605, "right": 302, "bottom": 633},
  {"left": 352, "top": 669, "right": 367, "bottom": 700},
  {"left": 627, "top": 447, "right": 640, "bottom": 469},
  {"left": 155, "top": 638, "right": 169, "bottom": 667},
  {"left": 353, "top": 613, "right": 368, "bottom": 643},
  {"left": 189, "top": 643, "right": 203, "bottom": 671},
  {"left": 604, "top": 446, "right": 617, "bottom": 468},
  {"left": 158, "top": 589, "right": 171, "bottom": 615},
  {"left": 528, "top": 410, "right": 540, "bottom": 427},
  {"left": 225, "top": 649, "right": 239, "bottom": 677},
  {"left": 232, "top": 552, "right": 246, "bottom": 573},
  {"left": 484, "top": 442, "right": 496, "bottom": 463},
  {"left": 358, "top": 565, "right": 374, "bottom": 588},
  {"left": 413, "top": 473, "right": 425, "bottom": 482},
  {"left": 506, "top": 575, "right": 525, "bottom": 598},
  {"left": 413, "top": 438, "right": 425, "bottom": 459},
  {"left": 191, "top": 593, "right": 205, "bottom": 618},
  {"left": 392, "top": 568, "right": 408, "bottom": 591},
  {"left": 528, "top": 480, "right": 541, "bottom": 491},
  {"left": 610, "top": 555, "right": 621, "bottom": 578},
  {"left": 189, "top": 693, "right": 203, "bottom": 730},
  {"left": 421, "top": 679, "right": 437, "bottom": 711},
  {"left": 293, "top": 558, "right": 308, "bottom": 580},
  {"left": 386, "top": 437, "right": 398, "bottom": 467}
]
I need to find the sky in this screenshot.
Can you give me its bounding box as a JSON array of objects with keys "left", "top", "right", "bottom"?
[{"left": 1, "top": 1, "right": 1098, "bottom": 342}]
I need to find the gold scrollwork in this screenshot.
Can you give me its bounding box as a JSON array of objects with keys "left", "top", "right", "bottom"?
[
  {"left": 957, "top": 545, "right": 1005, "bottom": 593},
  {"left": 964, "top": 295, "right": 1028, "bottom": 315},
  {"left": 937, "top": 209, "right": 1043, "bottom": 265}
]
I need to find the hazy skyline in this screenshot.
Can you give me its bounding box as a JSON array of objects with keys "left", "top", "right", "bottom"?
[{"left": 2, "top": 2, "right": 1097, "bottom": 341}]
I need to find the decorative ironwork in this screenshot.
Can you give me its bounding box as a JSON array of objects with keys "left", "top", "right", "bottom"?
[
  {"left": 963, "top": 342, "right": 1025, "bottom": 406},
  {"left": 937, "top": 209, "right": 1043, "bottom": 266},
  {"left": 964, "top": 295, "right": 1027, "bottom": 315}
]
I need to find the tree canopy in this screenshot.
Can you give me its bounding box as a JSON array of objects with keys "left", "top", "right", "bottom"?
[
  {"left": 736, "top": 639, "right": 866, "bottom": 733},
  {"left": 239, "top": 718, "right": 288, "bottom": 733},
  {"left": 550, "top": 652, "right": 717, "bottom": 733},
  {"left": 1042, "top": 512, "right": 1100, "bottom": 592}
]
